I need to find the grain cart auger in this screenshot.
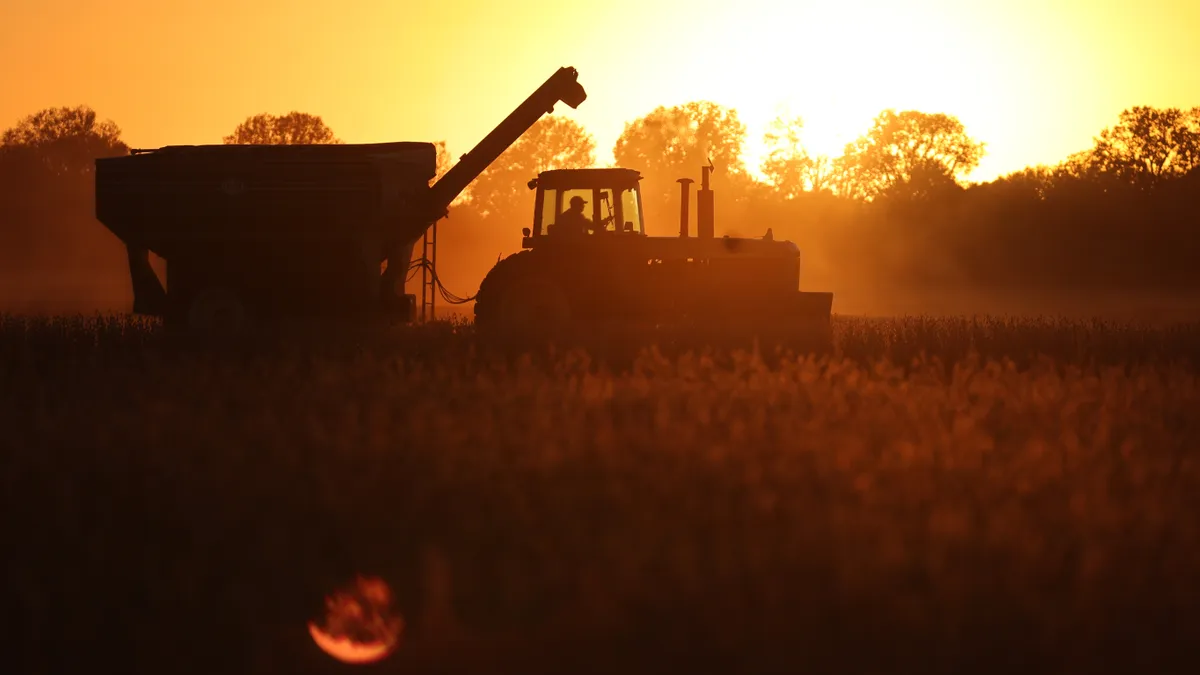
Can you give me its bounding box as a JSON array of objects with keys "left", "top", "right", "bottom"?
[
  {"left": 93, "top": 66, "right": 586, "bottom": 333},
  {"left": 472, "top": 160, "right": 835, "bottom": 354}
]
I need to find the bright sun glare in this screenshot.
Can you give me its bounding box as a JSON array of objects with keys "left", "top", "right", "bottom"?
[
  {"left": 725, "top": 2, "right": 996, "bottom": 174},
  {"left": 582, "top": 0, "right": 1046, "bottom": 182}
]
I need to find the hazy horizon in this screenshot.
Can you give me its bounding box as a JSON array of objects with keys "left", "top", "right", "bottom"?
[{"left": 4, "top": 0, "right": 1199, "bottom": 183}]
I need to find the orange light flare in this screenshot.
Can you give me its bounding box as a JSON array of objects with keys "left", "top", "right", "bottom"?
[{"left": 307, "top": 575, "right": 405, "bottom": 665}]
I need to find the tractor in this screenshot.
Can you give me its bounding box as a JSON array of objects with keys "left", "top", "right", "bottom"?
[{"left": 472, "top": 162, "right": 834, "bottom": 352}]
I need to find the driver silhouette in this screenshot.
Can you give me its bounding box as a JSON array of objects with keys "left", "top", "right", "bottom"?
[{"left": 555, "top": 195, "right": 594, "bottom": 235}]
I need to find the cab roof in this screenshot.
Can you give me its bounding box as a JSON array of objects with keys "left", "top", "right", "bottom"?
[{"left": 535, "top": 167, "right": 642, "bottom": 189}]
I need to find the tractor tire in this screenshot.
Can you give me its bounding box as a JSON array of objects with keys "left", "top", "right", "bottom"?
[
  {"left": 473, "top": 251, "right": 573, "bottom": 347},
  {"left": 772, "top": 317, "right": 834, "bottom": 358}
]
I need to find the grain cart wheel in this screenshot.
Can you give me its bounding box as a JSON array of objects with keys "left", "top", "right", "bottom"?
[{"left": 187, "top": 286, "right": 249, "bottom": 336}]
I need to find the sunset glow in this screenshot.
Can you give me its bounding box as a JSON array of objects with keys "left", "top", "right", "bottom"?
[{"left": 3, "top": 0, "right": 1197, "bottom": 183}]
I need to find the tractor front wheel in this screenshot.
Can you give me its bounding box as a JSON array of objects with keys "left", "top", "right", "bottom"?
[{"left": 474, "top": 252, "right": 573, "bottom": 347}]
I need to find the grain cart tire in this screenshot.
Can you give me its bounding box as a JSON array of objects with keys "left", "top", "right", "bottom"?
[{"left": 187, "top": 286, "right": 250, "bottom": 337}]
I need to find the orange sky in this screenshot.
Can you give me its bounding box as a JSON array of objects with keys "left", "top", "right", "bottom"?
[{"left": 2, "top": 0, "right": 1198, "bottom": 183}]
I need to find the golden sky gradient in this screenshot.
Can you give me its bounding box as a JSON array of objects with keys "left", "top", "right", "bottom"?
[{"left": 2, "top": 0, "right": 1197, "bottom": 183}]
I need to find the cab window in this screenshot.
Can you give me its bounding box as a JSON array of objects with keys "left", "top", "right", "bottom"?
[
  {"left": 539, "top": 188, "right": 557, "bottom": 235},
  {"left": 620, "top": 188, "right": 643, "bottom": 234},
  {"left": 596, "top": 189, "right": 617, "bottom": 232}
]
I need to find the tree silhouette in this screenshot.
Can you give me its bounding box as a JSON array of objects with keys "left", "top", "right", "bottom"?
[
  {"left": 614, "top": 101, "right": 748, "bottom": 176},
  {"left": 987, "top": 164, "right": 1060, "bottom": 201},
  {"left": 838, "top": 110, "right": 985, "bottom": 202},
  {"left": 1050, "top": 149, "right": 1106, "bottom": 184},
  {"left": 880, "top": 161, "right": 969, "bottom": 204},
  {"left": 760, "top": 115, "right": 834, "bottom": 198},
  {"left": 822, "top": 155, "right": 870, "bottom": 202},
  {"left": 222, "top": 112, "right": 341, "bottom": 145},
  {"left": 468, "top": 116, "right": 595, "bottom": 219},
  {"left": 613, "top": 101, "right": 751, "bottom": 229},
  {"left": 1, "top": 105, "right": 128, "bottom": 176},
  {"left": 1080, "top": 106, "right": 1200, "bottom": 188},
  {"left": 1, "top": 106, "right": 132, "bottom": 306}
]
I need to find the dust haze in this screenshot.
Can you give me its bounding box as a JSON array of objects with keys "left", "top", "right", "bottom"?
[{"left": 4, "top": 104, "right": 1198, "bottom": 322}]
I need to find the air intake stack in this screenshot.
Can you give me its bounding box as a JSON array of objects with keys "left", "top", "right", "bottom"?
[
  {"left": 697, "top": 159, "right": 715, "bottom": 239},
  {"left": 676, "top": 177, "right": 694, "bottom": 237}
]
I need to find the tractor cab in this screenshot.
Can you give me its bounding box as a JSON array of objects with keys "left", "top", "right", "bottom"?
[{"left": 521, "top": 168, "right": 646, "bottom": 247}]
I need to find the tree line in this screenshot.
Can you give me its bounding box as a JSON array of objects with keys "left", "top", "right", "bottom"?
[{"left": 1, "top": 102, "right": 1198, "bottom": 313}]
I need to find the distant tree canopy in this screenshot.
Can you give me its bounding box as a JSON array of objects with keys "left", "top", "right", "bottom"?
[
  {"left": 468, "top": 116, "right": 595, "bottom": 219},
  {"left": 5, "top": 93, "right": 1200, "bottom": 312},
  {"left": 614, "top": 101, "right": 752, "bottom": 229},
  {"left": 760, "top": 115, "right": 834, "bottom": 198},
  {"left": 0, "top": 105, "right": 131, "bottom": 296},
  {"left": 984, "top": 164, "right": 1062, "bottom": 202},
  {"left": 836, "top": 110, "right": 985, "bottom": 202},
  {"left": 976, "top": 106, "right": 1200, "bottom": 202},
  {"left": 1, "top": 105, "right": 128, "bottom": 176},
  {"left": 1073, "top": 106, "right": 1200, "bottom": 188},
  {"left": 222, "top": 112, "right": 341, "bottom": 145}
]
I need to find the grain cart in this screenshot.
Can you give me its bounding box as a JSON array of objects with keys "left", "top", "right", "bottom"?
[
  {"left": 473, "top": 161, "right": 835, "bottom": 352},
  {"left": 94, "top": 67, "right": 587, "bottom": 331}
]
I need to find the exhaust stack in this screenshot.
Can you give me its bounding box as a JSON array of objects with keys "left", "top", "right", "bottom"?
[
  {"left": 697, "top": 159, "right": 715, "bottom": 239},
  {"left": 676, "top": 177, "right": 694, "bottom": 237}
]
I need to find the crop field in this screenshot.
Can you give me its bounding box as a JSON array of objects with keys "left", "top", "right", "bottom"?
[{"left": 5, "top": 313, "right": 1200, "bottom": 675}]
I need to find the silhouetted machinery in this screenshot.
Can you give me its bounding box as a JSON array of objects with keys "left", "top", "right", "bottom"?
[
  {"left": 472, "top": 162, "right": 834, "bottom": 350},
  {"left": 94, "top": 65, "right": 832, "bottom": 349}
]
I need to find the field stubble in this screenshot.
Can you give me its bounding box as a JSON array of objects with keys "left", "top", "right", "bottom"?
[{"left": 3, "top": 313, "right": 1200, "bottom": 675}]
